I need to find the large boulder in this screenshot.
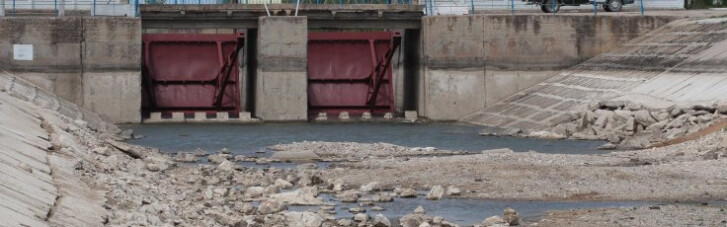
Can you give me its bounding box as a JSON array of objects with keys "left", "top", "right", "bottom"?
[
  {"left": 270, "top": 187, "right": 322, "bottom": 205},
  {"left": 426, "top": 185, "right": 444, "bottom": 200},
  {"left": 258, "top": 199, "right": 287, "bottom": 214},
  {"left": 282, "top": 211, "right": 324, "bottom": 227},
  {"left": 503, "top": 207, "right": 519, "bottom": 226}
]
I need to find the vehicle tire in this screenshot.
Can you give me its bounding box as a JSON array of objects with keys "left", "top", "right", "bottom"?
[
  {"left": 604, "top": 0, "right": 622, "bottom": 12},
  {"left": 541, "top": 0, "right": 560, "bottom": 13}
]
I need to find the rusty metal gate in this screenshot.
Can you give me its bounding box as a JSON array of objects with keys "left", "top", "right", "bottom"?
[
  {"left": 307, "top": 31, "right": 401, "bottom": 116},
  {"left": 142, "top": 33, "right": 244, "bottom": 115}
]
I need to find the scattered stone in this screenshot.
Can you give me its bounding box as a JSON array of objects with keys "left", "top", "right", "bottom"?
[
  {"left": 354, "top": 213, "right": 369, "bottom": 222},
  {"left": 373, "top": 214, "right": 391, "bottom": 226},
  {"left": 360, "top": 181, "right": 381, "bottom": 192},
  {"left": 426, "top": 185, "right": 444, "bottom": 200},
  {"left": 270, "top": 187, "right": 323, "bottom": 205},
  {"left": 399, "top": 188, "right": 418, "bottom": 198},
  {"left": 503, "top": 207, "right": 520, "bottom": 226},
  {"left": 283, "top": 211, "right": 324, "bottom": 227},
  {"left": 258, "top": 199, "right": 287, "bottom": 214},
  {"left": 337, "top": 219, "right": 354, "bottom": 226},
  {"left": 270, "top": 150, "right": 321, "bottom": 162},
  {"left": 234, "top": 155, "right": 246, "bottom": 162},
  {"left": 336, "top": 190, "right": 360, "bottom": 203},
  {"left": 349, "top": 207, "right": 366, "bottom": 213},
  {"left": 482, "top": 215, "right": 507, "bottom": 227},
  {"left": 216, "top": 160, "right": 236, "bottom": 171},
  {"left": 414, "top": 206, "right": 426, "bottom": 214},
  {"left": 482, "top": 148, "right": 514, "bottom": 154},
  {"left": 175, "top": 152, "right": 199, "bottom": 162},
  {"left": 244, "top": 186, "right": 265, "bottom": 199},
  {"left": 207, "top": 154, "right": 230, "bottom": 164},
  {"left": 445, "top": 186, "right": 461, "bottom": 196},
  {"left": 371, "top": 206, "right": 385, "bottom": 211},
  {"left": 274, "top": 178, "right": 294, "bottom": 189},
  {"left": 218, "top": 148, "right": 231, "bottom": 154}
]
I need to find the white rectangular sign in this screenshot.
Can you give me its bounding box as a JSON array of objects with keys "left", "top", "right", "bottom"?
[{"left": 13, "top": 44, "right": 34, "bottom": 61}]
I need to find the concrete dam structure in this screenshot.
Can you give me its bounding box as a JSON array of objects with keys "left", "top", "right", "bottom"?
[{"left": 1, "top": 6, "right": 675, "bottom": 124}]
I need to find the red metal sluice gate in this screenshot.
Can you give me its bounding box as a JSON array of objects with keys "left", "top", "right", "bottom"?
[
  {"left": 307, "top": 31, "right": 401, "bottom": 116},
  {"left": 142, "top": 33, "right": 244, "bottom": 116}
]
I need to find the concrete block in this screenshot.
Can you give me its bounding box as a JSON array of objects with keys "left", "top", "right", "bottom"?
[
  {"left": 171, "top": 112, "right": 184, "bottom": 121},
  {"left": 218, "top": 112, "right": 230, "bottom": 120},
  {"left": 383, "top": 112, "right": 393, "bottom": 119},
  {"left": 405, "top": 111, "right": 418, "bottom": 121},
  {"left": 315, "top": 112, "right": 327, "bottom": 121},
  {"left": 149, "top": 112, "right": 162, "bottom": 121},
  {"left": 339, "top": 111, "right": 350, "bottom": 121},
  {"left": 361, "top": 112, "right": 372, "bottom": 120},
  {"left": 239, "top": 112, "right": 252, "bottom": 120},
  {"left": 194, "top": 112, "right": 206, "bottom": 121}
]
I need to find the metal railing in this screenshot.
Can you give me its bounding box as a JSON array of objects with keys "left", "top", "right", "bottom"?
[{"left": 0, "top": 0, "right": 687, "bottom": 17}]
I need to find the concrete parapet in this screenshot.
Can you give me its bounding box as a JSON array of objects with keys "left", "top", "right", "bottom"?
[
  {"left": 143, "top": 112, "right": 259, "bottom": 123},
  {"left": 254, "top": 16, "right": 308, "bottom": 121}
]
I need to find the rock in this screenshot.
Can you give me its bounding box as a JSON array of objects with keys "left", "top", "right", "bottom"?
[
  {"left": 234, "top": 155, "right": 247, "bottom": 162},
  {"left": 175, "top": 152, "right": 199, "bottom": 162},
  {"left": 633, "top": 110, "right": 657, "bottom": 125},
  {"left": 371, "top": 206, "right": 385, "bottom": 211},
  {"left": 218, "top": 148, "right": 231, "bottom": 154},
  {"left": 399, "top": 188, "right": 418, "bottom": 198},
  {"left": 244, "top": 186, "right": 265, "bottom": 199},
  {"left": 432, "top": 216, "right": 444, "bottom": 224},
  {"left": 419, "top": 223, "right": 431, "bottom": 227},
  {"left": 353, "top": 213, "right": 369, "bottom": 222},
  {"left": 336, "top": 190, "right": 360, "bottom": 203},
  {"left": 360, "top": 181, "right": 381, "bottom": 192},
  {"left": 552, "top": 125, "right": 568, "bottom": 136},
  {"left": 414, "top": 206, "right": 426, "bottom": 214},
  {"left": 349, "top": 207, "right": 366, "bottom": 213},
  {"left": 527, "top": 130, "right": 566, "bottom": 139},
  {"left": 373, "top": 214, "right": 391, "bottom": 227},
  {"left": 618, "top": 137, "right": 651, "bottom": 149},
  {"left": 145, "top": 162, "right": 169, "bottom": 172},
  {"left": 270, "top": 150, "right": 321, "bottom": 162},
  {"left": 426, "top": 185, "right": 444, "bottom": 200},
  {"left": 217, "top": 160, "right": 237, "bottom": 171},
  {"left": 274, "top": 178, "right": 294, "bottom": 189},
  {"left": 265, "top": 184, "right": 281, "bottom": 195},
  {"left": 332, "top": 178, "right": 345, "bottom": 191},
  {"left": 258, "top": 199, "right": 287, "bottom": 214},
  {"left": 482, "top": 215, "right": 507, "bottom": 227},
  {"left": 400, "top": 212, "right": 432, "bottom": 227},
  {"left": 503, "top": 207, "right": 520, "bottom": 226},
  {"left": 479, "top": 127, "right": 521, "bottom": 136},
  {"left": 445, "top": 186, "right": 461, "bottom": 196},
  {"left": 337, "top": 219, "right": 353, "bottom": 226},
  {"left": 283, "top": 211, "right": 324, "bottom": 227},
  {"left": 482, "top": 148, "right": 514, "bottom": 154},
  {"left": 270, "top": 187, "right": 322, "bottom": 205},
  {"left": 207, "top": 154, "right": 230, "bottom": 164},
  {"left": 721, "top": 136, "right": 727, "bottom": 148},
  {"left": 607, "top": 134, "right": 621, "bottom": 143}
]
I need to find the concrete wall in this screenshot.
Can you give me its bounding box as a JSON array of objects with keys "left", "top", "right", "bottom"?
[
  {"left": 0, "top": 17, "right": 141, "bottom": 123},
  {"left": 255, "top": 16, "right": 308, "bottom": 121},
  {"left": 420, "top": 15, "right": 673, "bottom": 121}
]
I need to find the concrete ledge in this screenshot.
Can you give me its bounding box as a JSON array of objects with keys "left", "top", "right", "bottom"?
[{"left": 143, "top": 112, "right": 261, "bottom": 123}]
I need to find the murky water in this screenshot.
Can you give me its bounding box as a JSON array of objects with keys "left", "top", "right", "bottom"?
[
  {"left": 125, "top": 122, "right": 605, "bottom": 157},
  {"left": 289, "top": 193, "right": 649, "bottom": 225}
]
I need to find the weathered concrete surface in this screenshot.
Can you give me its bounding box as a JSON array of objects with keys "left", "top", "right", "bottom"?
[
  {"left": 463, "top": 18, "right": 727, "bottom": 132},
  {"left": 255, "top": 16, "right": 307, "bottom": 121},
  {"left": 0, "top": 17, "right": 141, "bottom": 123},
  {"left": 420, "top": 15, "right": 674, "bottom": 120},
  {"left": 0, "top": 72, "right": 112, "bottom": 226}
]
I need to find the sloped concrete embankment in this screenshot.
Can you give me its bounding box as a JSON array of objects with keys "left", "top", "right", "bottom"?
[
  {"left": 463, "top": 18, "right": 727, "bottom": 149},
  {"left": 0, "top": 71, "right": 118, "bottom": 226}
]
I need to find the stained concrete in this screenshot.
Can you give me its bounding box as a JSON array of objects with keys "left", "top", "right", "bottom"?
[
  {"left": 420, "top": 15, "right": 674, "bottom": 121},
  {"left": 0, "top": 17, "right": 141, "bottom": 123},
  {"left": 255, "top": 16, "right": 308, "bottom": 121}
]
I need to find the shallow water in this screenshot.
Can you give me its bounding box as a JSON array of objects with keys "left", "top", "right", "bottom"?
[
  {"left": 289, "top": 193, "right": 649, "bottom": 225},
  {"left": 125, "top": 122, "right": 605, "bottom": 157}
]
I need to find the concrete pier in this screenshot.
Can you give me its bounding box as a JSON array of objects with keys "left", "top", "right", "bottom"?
[{"left": 254, "top": 16, "right": 308, "bottom": 121}]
